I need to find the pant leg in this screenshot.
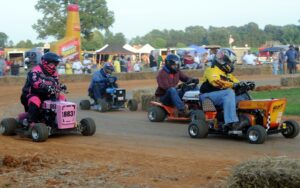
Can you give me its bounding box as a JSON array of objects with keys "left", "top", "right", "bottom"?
[
  {"left": 27, "top": 95, "right": 42, "bottom": 123},
  {"left": 92, "top": 83, "right": 105, "bottom": 101},
  {"left": 279, "top": 63, "right": 284, "bottom": 74},
  {"left": 200, "top": 89, "right": 238, "bottom": 124},
  {"left": 160, "top": 87, "right": 184, "bottom": 111},
  {"left": 273, "top": 62, "right": 278, "bottom": 75},
  {"left": 20, "top": 93, "right": 29, "bottom": 112}
]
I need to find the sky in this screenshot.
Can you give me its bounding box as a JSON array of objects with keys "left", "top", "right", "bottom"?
[{"left": 0, "top": 0, "right": 299, "bottom": 44}]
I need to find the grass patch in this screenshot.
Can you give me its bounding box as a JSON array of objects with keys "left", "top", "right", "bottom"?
[{"left": 251, "top": 88, "right": 300, "bottom": 116}]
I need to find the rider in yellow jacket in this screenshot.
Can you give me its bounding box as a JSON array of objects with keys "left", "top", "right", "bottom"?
[{"left": 200, "top": 48, "right": 247, "bottom": 130}]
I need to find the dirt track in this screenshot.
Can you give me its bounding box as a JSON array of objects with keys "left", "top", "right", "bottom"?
[{"left": 0, "top": 75, "right": 299, "bottom": 187}]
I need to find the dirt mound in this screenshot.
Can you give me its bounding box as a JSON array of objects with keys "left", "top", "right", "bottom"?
[
  {"left": 1, "top": 154, "right": 55, "bottom": 173},
  {"left": 255, "top": 85, "right": 281, "bottom": 91},
  {"left": 226, "top": 157, "right": 300, "bottom": 188}
]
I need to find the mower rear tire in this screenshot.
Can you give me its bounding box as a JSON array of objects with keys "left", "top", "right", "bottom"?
[
  {"left": 0, "top": 118, "right": 18, "bottom": 136},
  {"left": 80, "top": 100, "right": 91, "bottom": 110},
  {"left": 148, "top": 106, "right": 166, "bottom": 122},
  {"left": 128, "top": 99, "right": 138, "bottom": 111}
]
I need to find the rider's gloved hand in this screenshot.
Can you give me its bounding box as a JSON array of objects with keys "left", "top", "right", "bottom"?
[
  {"left": 47, "top": 85, "right": 56, "bottom": 95},
  {"left": 60, "top": 83, "right": 67, "bottom": 91},
  {"left": 246, "top": 81, "right": 256, "bottom": 90},
  {"left": 191, "top": 78, "right": 199, "bottom": 84},
  {"left": 186, "top": 78, "right": 199, "bottom": 85}
]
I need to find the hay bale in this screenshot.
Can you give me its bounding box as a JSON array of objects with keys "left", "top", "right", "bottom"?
[
  {"left": 141, "top": 95, "right": 159, "bottom": 111},
  {"left": 226, "top": 157, "right": 300, "bottom": 188},
  {"left": 281, "top": 76, "right": 300, "bottom": 87},
  {"left": 132, "top": 88, "right": 156, "bottom": 103}
]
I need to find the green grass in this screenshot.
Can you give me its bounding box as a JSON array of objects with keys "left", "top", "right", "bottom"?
[{"left": 251, "top": 88, "right": 300, "bottom": 116}]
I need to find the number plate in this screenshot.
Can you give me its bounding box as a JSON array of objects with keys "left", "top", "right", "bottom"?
[
  {"left": 118, "top": 97, "right": 124, "bottom": 101},
  {"left": 62, "top": 106, "right": 76, "bottom": 123}
]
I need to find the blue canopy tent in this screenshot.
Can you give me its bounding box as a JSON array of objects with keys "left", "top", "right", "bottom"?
[
  {"left": 261, "top": 46, "right": 284, "bottom": 53},
  {"left": 188, "top": 45, "right": 207, "bottom": 55}
]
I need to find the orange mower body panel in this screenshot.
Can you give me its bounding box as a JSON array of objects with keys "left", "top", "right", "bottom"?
[
  {"left": 238, "top": 98, "right": 287, "bottom": 128},
  {"left": 150, "top": 101, "right": 190, "bottom": 121}
]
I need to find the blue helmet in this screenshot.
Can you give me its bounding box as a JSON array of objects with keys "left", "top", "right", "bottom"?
[
  {"left": 103, "top": 62, "right": 114, "bottom": 75},
  {"left": 165, "top": 54, "right": 180, "bottom": 73}
]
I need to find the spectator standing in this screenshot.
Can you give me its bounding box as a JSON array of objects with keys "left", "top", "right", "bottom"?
[
  {"left": 183, "top": 51, "right": 194, "bottom": 69},
  {"left": 72, "top": 59, "right": 83, "bottom": 74},
  {"left": 285, "top": 45, "right": 297, "bottom": 74},
  {"left": 193, "top": 51, "right": 200, "bottom": 69},
  {"left": 295, "top": 46, "right": 299, "bottom": 73},
  {"left": 4, "top": 58, "right": 12, "bottom": 75},
  {"left": 127, "top": 57, "right": 133, "bottom": 72},
  {"left": 120, "top": 55, "right": 128, "bottom": 72},
  {"left": 113, "top": 56, "right": 121, "bottom": 73},
  {"left": 157, "top": 54, "right": 163, "bottom": 70},
  {"left": 200, "top": 52, "right": 209, "bottom": 69},
  {"left": 242, "top": 51, "right": 257, "bottom": 65},
  {"left": 278, "top": 49, "right": 286, "bottom": 74},
  {"left": 134, "top": 61, "right": 142, "bottom": 72},
  {"left": 82, "top": 54, "right": 92, "bottom": 74},
  {"left": 149, "top": 51, "right": 158, "bottom": 72},
  {"left": 0, "top": 56, "right": 5, "bottom": 76},
  {"left": 10, "top": 60, "right": 20, "bottom": 76},
  {"left": 65, "top": 59, "right": 73, "bottom": 75},
  {"left": 272, "top": 52, "right": 279, "bottom": 75}
]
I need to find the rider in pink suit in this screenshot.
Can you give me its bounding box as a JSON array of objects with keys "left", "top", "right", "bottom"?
[{"left": 20, "top": 52, "right": 65, "bottom": 124}]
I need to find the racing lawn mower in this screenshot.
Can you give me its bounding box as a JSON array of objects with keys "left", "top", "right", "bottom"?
[
  {"left": 0, "top": 84, "right": 96, "bottom": 142},
  {"left": 80, "top": 76, "right": 138, "bottom": 112},
  {"left": 188, "top": 81, "right": 299, "bottom": 144},
  {"left": 148, "top": 79, "right": 203, "bottom": 122}
]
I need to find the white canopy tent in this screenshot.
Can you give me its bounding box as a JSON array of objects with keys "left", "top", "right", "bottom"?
[
  {"left": 138, "top": 44, "right": 155, "bottom": 54},
  {"left": 95, "top": 44, "right": 109, "bottom": 53},
  {"left": 123, "top": 44, "right": 139, "bottom": 53}
]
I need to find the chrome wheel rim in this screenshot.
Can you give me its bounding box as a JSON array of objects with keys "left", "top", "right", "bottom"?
[
  {"left": 31, "top": 128, "right": 39, "bottom": 140},
  {"left": 248, "top": 130, "right": 259, "bottom": 142},
  {"left": 148, "top": 111, "right": 155, "bottom": 121},
  {"left": 189, "top": 125, "right": 198, "bottom": 136},
  {"left": 0, "top": 124, "right": 5, "bottom": 134}
]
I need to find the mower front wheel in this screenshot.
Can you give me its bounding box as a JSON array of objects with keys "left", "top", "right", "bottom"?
[
  {"left": 282, "top": 120, "right": 300, "bottom": 138},
  {"left": 246, "top": 125, "right": 266, "bottom": 144},
  {"left": 31, "top": 123, "right": 49, "bottom": 142},
  {"left": 188, "top": 120, "right": 208, "bottom": 138},
  {"left": 80, "top": 118, "right": 96, "bottom": 136},
  {"left": 148, "top": 106, "right": 166, "bottom": 122}
]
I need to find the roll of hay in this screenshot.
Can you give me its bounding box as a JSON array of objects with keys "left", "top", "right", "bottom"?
[
  {"left": 141, "top": 95, "right": 158, "bottom": 111},
  {"left": 226, "top": 157, "right": 300, "bottom": 188}
]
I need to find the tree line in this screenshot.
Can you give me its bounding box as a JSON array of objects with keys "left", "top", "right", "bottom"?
[{"left": 130, "top": 22, "right": 300, "bottom": 48}]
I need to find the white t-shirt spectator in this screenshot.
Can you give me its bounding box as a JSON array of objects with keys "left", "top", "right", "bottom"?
[
  {"left": 72, "top": 60, "right": 83, "bottom": 74},
  {"left": 83, "top": 59, "right": 92, "bottom": 69},
  {"left": 243, "top": 54, "right": 257, "bottom": 65},
  {"left": 134, "top": 62, "right": 141, "bottom": 72}
]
